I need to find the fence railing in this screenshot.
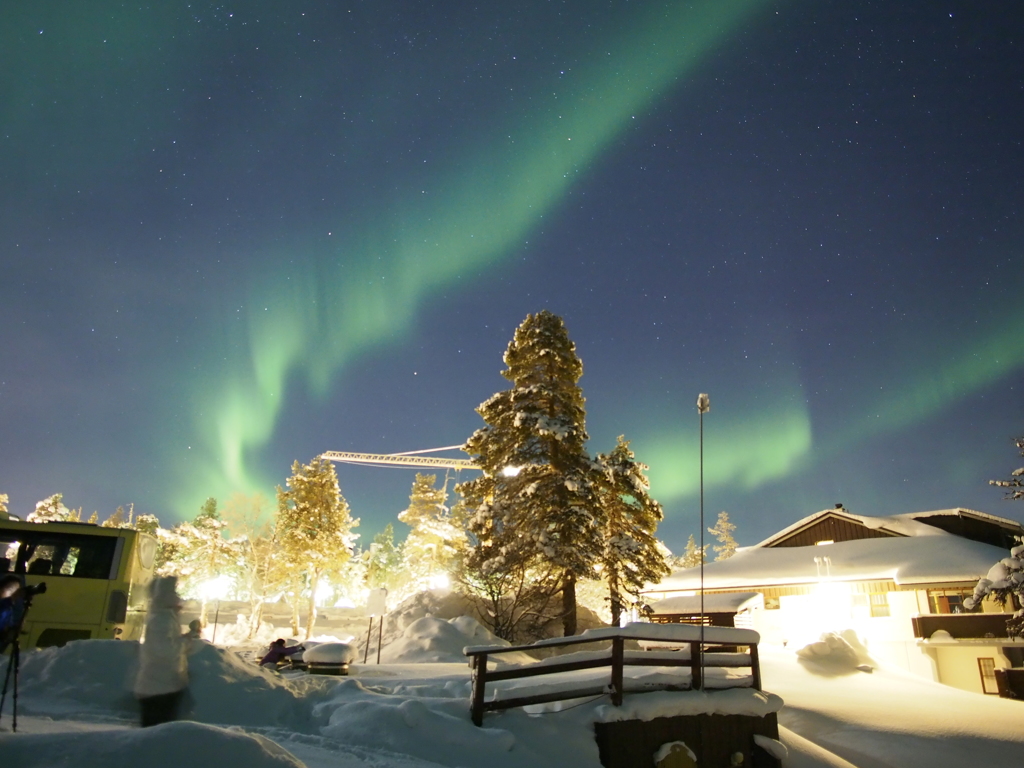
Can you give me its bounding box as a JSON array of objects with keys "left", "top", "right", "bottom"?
[{"left": 464, "top": 623, "right": 761, "bottom": 726}]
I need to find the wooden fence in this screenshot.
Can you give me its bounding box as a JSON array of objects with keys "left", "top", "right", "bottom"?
[{"left": 464, "top": 623, "right": 761, "bottom": 726}]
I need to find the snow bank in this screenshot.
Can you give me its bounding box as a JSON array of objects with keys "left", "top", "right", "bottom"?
[
  {"left": 0, "top": 720, "right": 306, "bottom": 768},
  {"left": 16, "top": 639, "right": 332, "bottom": 729},
  {"left": 380, "top": 615, "right": 528, "bottom": 664}
]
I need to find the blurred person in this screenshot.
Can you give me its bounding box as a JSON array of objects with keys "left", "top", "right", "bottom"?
[
  {"left": 259, "top": 638, "right": 304, "bottom": 668},
  {"left": 134, "top": 576, "right": 188, "bottom": 727},
  {"left": 0, "top": 575, "right": 24, "bottom": 654},
  {"left": 183, "top": 619, "right": 203, "bottom": 640}
]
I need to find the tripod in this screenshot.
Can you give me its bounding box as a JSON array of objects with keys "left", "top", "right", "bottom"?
[{"left": 1, "top": 586, "right": 42, "bottom": 734}]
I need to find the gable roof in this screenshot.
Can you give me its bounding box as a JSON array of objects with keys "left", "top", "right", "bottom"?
[{"left": 756, "top": 507, "right": 1022, "bottom": 548}]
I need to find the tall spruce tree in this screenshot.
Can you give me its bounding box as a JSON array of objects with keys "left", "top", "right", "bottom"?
[
  {"left": 276, "top": 457, "right": 359, "bottom": 639},
  {"left": 459, "top": 310, "right": 603, "bottom": 636},
  {"left": 596, "top": 436, "right": 671, "bottom": 625}
]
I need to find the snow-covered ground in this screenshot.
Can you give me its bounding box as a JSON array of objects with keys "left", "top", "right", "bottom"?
[{"left": 2, "top": 615, "right": 1023, "bottom": 768}]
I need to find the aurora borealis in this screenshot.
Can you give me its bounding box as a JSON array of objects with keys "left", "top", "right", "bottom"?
[{"left": 2, "top": 1, "right": 1022, "bottom": 547}]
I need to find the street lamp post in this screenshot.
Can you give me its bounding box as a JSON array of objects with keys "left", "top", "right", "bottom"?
[{"left": 696, "top": 393, "right": 710, "bottom": 690}]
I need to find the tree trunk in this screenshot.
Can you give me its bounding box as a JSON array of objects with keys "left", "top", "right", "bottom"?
[
  {"left": 305, "top": 570, "right": 320, "bottom": 640},
  {"left": 561, "top": 574, "right": 577, "bottom": 636},
  {"left": 609, "top": 571, "right": 622, "bottom": 627},
  {"left": 199, "top": 598, "right": 209, "bottom": 628}
]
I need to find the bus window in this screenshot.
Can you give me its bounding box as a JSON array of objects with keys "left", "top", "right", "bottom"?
[{"left": 15, "top": 533, "right": 117, "bottom": 579}]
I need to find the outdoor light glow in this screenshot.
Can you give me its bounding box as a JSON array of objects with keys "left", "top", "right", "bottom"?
[
  {"left": 502, "top": 466, "right": 522, "bottom": 477},
  {"left": 428, "top": 573, "right": 451, "bottom": 590},
  {"left": 198, "top": 575, "right": 232, "bottom": 602}
]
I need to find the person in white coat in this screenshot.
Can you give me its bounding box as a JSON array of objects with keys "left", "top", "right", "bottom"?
[{"left": 134, "top": 575, "right": 188, "bottom": 726}]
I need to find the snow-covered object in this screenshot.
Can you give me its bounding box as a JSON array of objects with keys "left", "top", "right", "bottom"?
[
  {"left": 0, "top": 721, "right": 305, "bottom": 768},
  {"left": 302, "top": 642, "right": 357, "bottom": 665},
  {"left": 649, "top": 592, "right": 762, "bottom": 615},
  {"left": 753, "top": 734, "right": 789, "bottom": 761},
  {"left": 654, "top": 534, "right": 1010, "bottom": 591},
  {"left": 9, "top": 634, "right": 1024, "bottom": 768},
  {"left": 654, "top": 740, "right": 696, "bottom": 765},
  {"left": 381, "top": 615, "right": 526, "bottom": 663},
  {"left": 16, "top": 639, "right": 323, "bottom": 728},
  {"left": 795, "top": 632, "right": 866, "bottom": 671}
]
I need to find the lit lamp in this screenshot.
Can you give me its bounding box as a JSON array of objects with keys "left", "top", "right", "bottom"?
[{"left": 198, "top": 575, "right": 232, "bottom": 644}]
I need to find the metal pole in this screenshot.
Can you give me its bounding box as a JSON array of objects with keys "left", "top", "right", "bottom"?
[
  {"left": 696, "top": 393, "right": 710, "bottom": 690},
  {"left": 211, "top": 599, "right": 221, "bottom": 644},
  {"left": 364, "top": 617, "right": 373, "bottom": 663},
  {"left": 376, "top": 613, "right": 384, "bottom": 664}
]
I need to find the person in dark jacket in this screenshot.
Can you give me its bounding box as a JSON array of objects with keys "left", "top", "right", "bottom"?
[
  {"left": 259, "top": 638, "right": 304, "bottom": 667},
  {"left": 0, "top": 575, "right": 24, "bottom": 654}
]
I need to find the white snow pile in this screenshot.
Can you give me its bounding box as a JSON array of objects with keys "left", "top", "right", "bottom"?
[
  {"left": 5, "top": 618, "right": 1024, "bottom": 768},
  {"left": 379, "top": 614, "right": 529, "bottom": 664},
  {"left": 14, "top": 639, "right": 332, "bottom": 728},
  {"left": 2, "top": 720, "right": 305, "bottom": 768},
  {"left": 794, "top": 631, "right": 872, "bottom": 673}
]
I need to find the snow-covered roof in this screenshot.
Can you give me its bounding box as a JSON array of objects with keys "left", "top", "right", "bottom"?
[
  {"left": 650, "top": 535, "right": 1009, "bottom": 593},
  {"left": 649, "top": 592, "right": 763, "bottom": 615},
  {"left": 755, "top": 507, "right": 1022, "bottom": 548}
]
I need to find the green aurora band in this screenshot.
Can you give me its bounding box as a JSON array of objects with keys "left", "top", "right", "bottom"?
[{"left": 179, "top": 0, "right": 772, "bottom": 513}]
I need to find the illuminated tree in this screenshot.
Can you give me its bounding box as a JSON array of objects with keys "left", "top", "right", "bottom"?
[
  {"left": 989, "top": 436, "right": 1024, "bottom": 500},
  {"left": 222, "top": 493, "right": 290, "bottom": 637},
  {"left": 677, "top": 534, "right": 707, "bottom": 568},
  {"left": 595, "top": 436, "right": 671, "bottom": 625},
  {"left": 708, "top": 511, "right": 738, "bottom": 561},
  {"left": 0, "top": 494, "right": 8, "bottom": 517},
  {"left": 364, "top": 523, "right": 406, "bottom": 594},
  {"left": 276, "top": 457, "right": 359, "bottom": 639},
  {"left": 398, "top": 473, "right": 465, "bottom": 594},
  {"left": 27, "top": 494, "right": 80, "bottom": 523},
  {"left": 459, "top": 310, "right": 604, "bottom": 637}
]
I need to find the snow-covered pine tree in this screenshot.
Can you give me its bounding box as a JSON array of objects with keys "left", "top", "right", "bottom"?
[
  {"left": 398, "top": 473, "right": 464, "bottom": 595},
  {"left": 157, "top": 498, "right": 236, "bottom": 625},
  {"left": 364, "top": 523, "right": 406, "bottom": 595},
  {"left": 276, "top": 457, "right": 359, "bottom": 639},
  {"left": 27, "top": 494, "right": 79, "bottom": 523},
  {"left": 596, "top": 436, "right": 671, "bottom": 626},
  {"left": 989, "top": 436, "right": 1024, "bottom": 500},
  {"left": 677, "top": 534, "right": 707, "bottom": 568},
  {"left": 102, "top": 504, "right": 135, "bottom": 528},
  {"left": 965, "top": 539, "right": 1024, "bottom": 638},
  {"left": 458, "top": 310, "right": 604, "bottom": 637},
  {"left": 708, "top": 511, "right": 738, "bottom": 561}
]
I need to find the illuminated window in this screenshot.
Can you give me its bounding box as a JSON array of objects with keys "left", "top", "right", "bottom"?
[
  {"left": 978, "top": 658, "right": 999, "bottom": 695},
  {"left": 927, "top": 589, "right": 973, "bottom": 614},
  {"left": 869, "top": 593, "right": 890, "bottom": 618}
]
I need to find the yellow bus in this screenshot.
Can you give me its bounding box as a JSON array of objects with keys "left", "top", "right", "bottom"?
[{"left": 0, "top": 518, "right": 157, "bottom": 648}]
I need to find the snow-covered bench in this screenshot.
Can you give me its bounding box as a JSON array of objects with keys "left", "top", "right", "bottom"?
[{"left": 464, "top": 622, "right": 761, "bottom": 726}]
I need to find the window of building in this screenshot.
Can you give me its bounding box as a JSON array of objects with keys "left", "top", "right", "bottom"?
[
  {"left": 869, "top": 593, "right": 890, "bottom": 618},
  {"left": 927, "top": 589, "right": 974, "bottom": 614},
  {"left": 977, "top": 658, "right": 999, "bottom": 695}
]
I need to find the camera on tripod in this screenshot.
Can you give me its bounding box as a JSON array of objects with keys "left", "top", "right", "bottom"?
[{"left": 24, "top": 582, "right": 47, "bottom": 598}]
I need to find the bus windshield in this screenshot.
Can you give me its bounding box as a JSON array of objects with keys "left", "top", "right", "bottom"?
[{"left": 1, "top": 529, "right": 119, "bottom": 580}]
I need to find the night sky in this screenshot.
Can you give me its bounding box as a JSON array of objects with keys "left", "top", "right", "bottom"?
[{"left": 2, "top": 1, "right": 1022, "bottom": 551}]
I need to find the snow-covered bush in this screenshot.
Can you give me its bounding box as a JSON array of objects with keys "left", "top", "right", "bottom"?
[{"left": 964, "top": 540, "right": 1024, "bottom": 638}]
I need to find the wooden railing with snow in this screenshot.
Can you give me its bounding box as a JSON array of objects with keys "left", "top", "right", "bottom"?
[{"left": 464, "top": 623, "right": 761, "bottom": 726}]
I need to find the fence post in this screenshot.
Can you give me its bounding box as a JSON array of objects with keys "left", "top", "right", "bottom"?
[
  {"left": 690, "top": 640, "right": 703, "bottom": 691},
  {"left": 610, "top": 635, "right": 624, "bottom": 706},
  {"left": 749, "top": 643, "right": 761, "bottom": 691},
  {"left": 470, "top": 653, "right": 487, "bottom": 726}
]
